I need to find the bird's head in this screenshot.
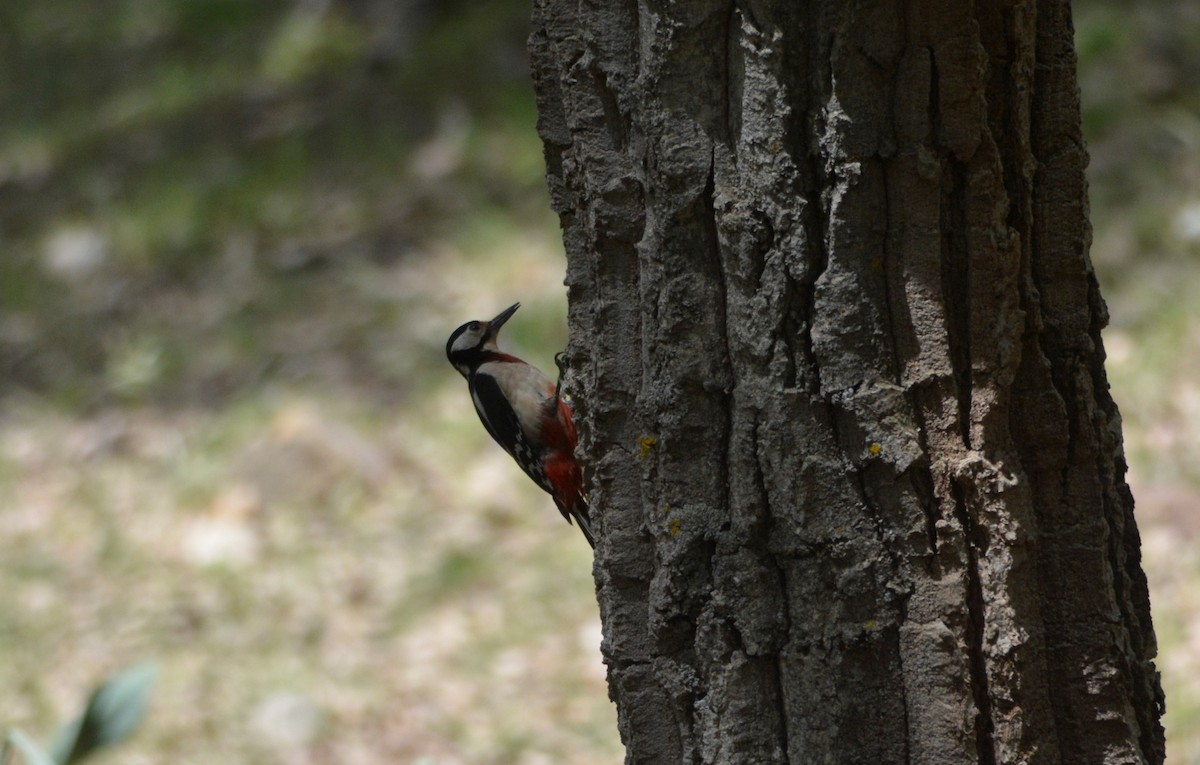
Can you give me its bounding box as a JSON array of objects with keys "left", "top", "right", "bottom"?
[{"left": 446, "top": 302, "right": 519, "bottom": 377}]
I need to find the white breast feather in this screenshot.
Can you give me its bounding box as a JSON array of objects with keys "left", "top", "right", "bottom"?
[{"left": 477, "top": 360, "right": 554, "bottom": 444}]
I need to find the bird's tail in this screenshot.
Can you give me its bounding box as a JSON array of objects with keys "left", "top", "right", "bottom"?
[
  {"left": 572, "top": 495, "right": 595, "bottom": 549},
  {"left": 546, "top": 456, "right": 593, "bottom": 549}
]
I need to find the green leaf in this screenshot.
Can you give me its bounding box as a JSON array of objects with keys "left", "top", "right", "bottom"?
[
  {"left": 3, "top": 729, "right": 56, "bottom": 765},
  {"left": 48, "top": 663, "right": 158, "bottom": 765}
]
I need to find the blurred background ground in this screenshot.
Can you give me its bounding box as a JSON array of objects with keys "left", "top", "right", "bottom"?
[{"left": 0, "top": 1, "right": 1196, "bottom": 763}]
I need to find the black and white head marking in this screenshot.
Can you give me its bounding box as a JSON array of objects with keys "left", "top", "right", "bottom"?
[
  {"left": 446, "top": 320, "right": 487, "bottom": 376},
  {"left": 445, "top": 302, "right": 520, "bottom": 377}
]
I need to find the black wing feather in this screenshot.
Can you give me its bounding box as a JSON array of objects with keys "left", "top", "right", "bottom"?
[{"left": 469, "top": 372, "right": 553, "bottom": 494}]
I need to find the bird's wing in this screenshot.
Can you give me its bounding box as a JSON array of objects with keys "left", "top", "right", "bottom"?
[{"left": 470, "top": 372, "right": 553, "bottom": 494}]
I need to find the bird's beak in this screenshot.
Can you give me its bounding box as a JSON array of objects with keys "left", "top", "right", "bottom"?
[{"left": 486, "top": 302, "right": 520, "bottom": 338}]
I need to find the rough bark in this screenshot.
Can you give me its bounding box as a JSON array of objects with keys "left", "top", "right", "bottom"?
[{"left": 529, "top": 1, "right": 1165, "bottom": 763}]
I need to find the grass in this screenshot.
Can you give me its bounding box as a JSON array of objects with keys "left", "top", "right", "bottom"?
[
  {"left": 2, "top": 0, "right": 1199, "bottom": 762},
  {"left": 0, "top": 323, "right": 616, "bottom": 764}
]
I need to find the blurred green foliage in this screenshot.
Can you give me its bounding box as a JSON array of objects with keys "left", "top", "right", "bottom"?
[
  {"left": 0, "top": 0, "right": 549, "bottom": 408},
  {"left": 0, "top": 0, "right": 1198, "bottom": 762},
  {"left": 3, "top": 663, "right": 156, "bottom": 765}
]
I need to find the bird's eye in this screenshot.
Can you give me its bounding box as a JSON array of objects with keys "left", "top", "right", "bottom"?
[{"left": 469, "top": 321, "right": 481, "bottom": 331}]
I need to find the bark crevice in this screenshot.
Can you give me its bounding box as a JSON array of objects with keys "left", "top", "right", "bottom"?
[{"left": 952, "top": 476, "right": 998, "bottom": 765}]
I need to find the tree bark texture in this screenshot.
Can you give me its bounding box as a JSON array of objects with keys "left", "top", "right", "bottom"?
[{"left": 530, "top": 1, "right": 1165, "bottom": 763}]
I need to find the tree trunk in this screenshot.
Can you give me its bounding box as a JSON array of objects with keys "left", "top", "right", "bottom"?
[{"left": 529, "top": 1, "right": 1165, "bottom": 763}]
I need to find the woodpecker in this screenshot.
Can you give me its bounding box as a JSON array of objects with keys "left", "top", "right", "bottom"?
[{"left": 446, "top": 303, "right": 593, "bottom": 547}]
